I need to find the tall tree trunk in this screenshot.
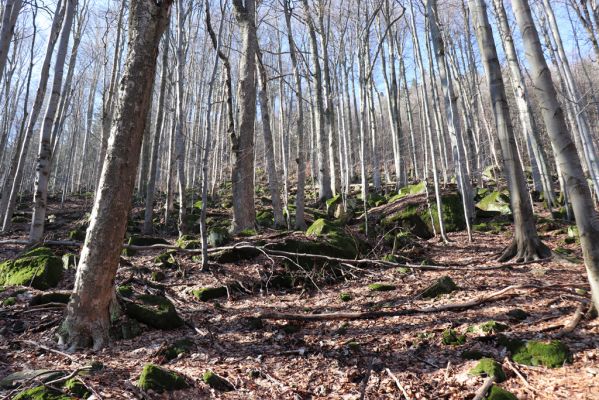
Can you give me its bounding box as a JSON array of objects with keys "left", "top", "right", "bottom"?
[
  {"left": 30, "top": 0, "right": 77, "bottom": 243},
  {"left": 512, "top": 0, "right": 599, "bottom": 311},
  {"left": 0, "top": 0, "right": 22, "bottom": 81},
  {"left": 230, "top": 0, "right": 257, "bottom": 233},
  {"left": 468, "top": 0, "right": 550, "bottom": 261},
  {"left": 59, "top": 0, "right": 173, "bottom": 351}
]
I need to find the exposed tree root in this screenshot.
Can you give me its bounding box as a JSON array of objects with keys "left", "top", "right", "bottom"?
[
  {"left": 497, "top": 237, "right": 552, "bottom": 262},
  {"left": 257, "top": 284, "right": 542, "bottom": 321},
  {"left": 473, "top": 376, "right": 496, "bottom": 400}
]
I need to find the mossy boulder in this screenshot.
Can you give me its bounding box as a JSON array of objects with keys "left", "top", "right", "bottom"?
[
  {"left": 368, "top": 283, "right": 396, "bottom": 292},
  {"left": 68, "top": 228, "right": 86, "bottom": 241},
  {"left": 192, "top": 286, "right": 227, "bottom": 301},
  {"left": 122, "top": 294, "right": 184, "bottom": 330},
  {"left": 29, "top": 291, "right": 71, "bottom": 306},
  {"left": 388, "top": 182, "right": 427, "bottom": 203},
  {"left": 305, "top": 219, "right": 361, "bottom": 258},
  {"left": 469, "top": 358, "right": 506, "bottom": 382},
  {"left": 425, "top": 193, "right": 466, "bottom": 232},
  {"left": 64, "top": 378, "right": 91, "bottom": 398},
  {"left": 208, "top": 227, "right": 230, "bottom": 247},
  {"left": 2, "top": 296, "right": 16, "bottom": 306},
  {"left": 256, "top": 210, "right": 274, "bottom": 227},
  {"left": 476, "top": 191, "right": 511, "bottom": 217},
  {"left": 12, "top": 385, "right": 72, "bottom": 400},
  {"left": 138, "top": 364, "right": 188, "bottom": 392},
  {"left": 420, "top": 276, "right": 457, "bottom": 298},
  {"left": 479, "top": 321, "right": 509, "bottom": 334},
  {"left": 176, "top": 235, "right": 201, "bottom": 250},
  {"left": 154, "top": 250, "right": 178, "bottom": 268},
  {"left": 381, "top": 205, "right": 433, "bottom": 239},
  {"left": 61, "top": 253, "right": 77, "bottom": 269},
  {"left": 110, "top": 317, "right": 143, "bottom": 340},
  {"left": 0, "top": 247, "right": 63, "bottom": 290},
  {"left": 124, "top": 235, "right": 169, "bottom": 256},
  {"left": 326, "top": 194, "right": 342, "bottom": 216},
  {"left": 486, "top": 385, "right": 518, "bottom": 400},
  {"left": 442, "top": 328, "right": 466, "bottom": 345},
  {"left": 511, "top": 340, "right": 571, "bottom": 368},
  {"left": 157, "top": 338, "right": 195, "bottom": 362},
  {"left": 203, "top": 370, "right": 234, "bottom": 392}
]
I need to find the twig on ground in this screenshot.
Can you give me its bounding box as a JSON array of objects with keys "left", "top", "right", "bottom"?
[
  {"left": 385, "top": 368, "right": 411, "bottom": 399},
  {"left": 559, "top": 303, "right": 586, "bottom": 336},
  {"left": 17, "top": 340, "right": 79, "bottom": 364},
  {"left": 504, "top": 357, "right": 538, "bottom": 394},
  {"left": 472, "top": 376, "right": 496, "bottom": 400},
  {"left": 125, "top": 380, "right": 153, "bottom": 400}
]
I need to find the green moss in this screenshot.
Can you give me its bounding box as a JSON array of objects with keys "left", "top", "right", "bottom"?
[
  {"left": 424, "top": 193, "right": 466, "bottom": 232},
  {"left": 306, "top": 218, "right": 336, "bottom": 236},
  {"left": 12, "top": 385, "right": 72, "bottom": 400},
  {"left": 476, "top": 191, "right": 511, "bottom": 216},
  {"left": 381, "top": 204, "right": 433, "bottom": 239},
  {"left": 420, "top": 276, "right": 457, "bottom": 298},
  {"left": 123, "top": 294, "right": 184, "bottom": 330},
  {"left": 238, "top": 229, "right": 257, "bottom": 237},
  {"left": 388, "top": 182, "right": 427, "bottom": 203},
  {"left": 256, "top": 210, "right": 274, "bottom": 227},
  {"left": 346, "top": 341, "right": 361, "bottom": 351},
  {"left": 2, "top": 296, "right": 16, "bottom": 306},
  {"left": 469, "top": 358, "right": 506, "bottom": 382},
  {"left": 61, "top": 253, "right": 77, "bottom": 269},
  {"left": 192, "top": 286, "right": 227, "bottom": 301},
  {"left": 154, "top": 250, "right": 178, "bottom": 268},
  {"left": 339, "top": 292, "right": 352, "bottom": 302},
  {"left": 175, "top": 235, "right": 201, "bottom": 250},
  {"left": 117, "top": 285, "right": 133, "bottom": 298},
  {"left": 486, "top": 385, "right": 518, "bottom": 400},
  {"left": 442, "top": 329, "right": 466, "bottom": 345},
  {"left": 0, "top": 248, "right": 63, "bottom": 290},
  {"left": 203, "top": 370, "right": 234, "bottom": 391},
  {"left": 138, "top": 364, "right": 188, "bottom": 392},
  {"left": 64, "top": 378, "right": 91, "bottom": 398},
  {"left": 208, "top": 227, "right": 230, "bottom": 247},
  {"left": 158, "top": 338, "right": 194, "bottom": 362},
  {"left": 29, "top": 292, "right": 70, "bottom": 306},
  {"left": 479, "top": 321, "right": 509, "bottom": 334},
  {"left": 11, "top": 215, "right": 28, "bottom": 223},
  {"left": 326, "top": 194, "right": 341, "bottom": 210},
  {"left": 506, "top": 309, "right": 529, "bottom": 321},
  {"left": 511, "top": 340, "right": 571, "bottom": 368},
  {"left": 368, "top": 283, "right": 396, "bottom": 292}
]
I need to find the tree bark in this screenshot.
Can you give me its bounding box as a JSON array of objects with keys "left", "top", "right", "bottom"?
[
  {"left": 59, "top": 0, "right": 172, "bottom": 351},
  {"left": 512, "top": 0, "right": 599, "bottom": 311},
  {"left": 469, "top": 0, "right": 550, "bottom": 261}
]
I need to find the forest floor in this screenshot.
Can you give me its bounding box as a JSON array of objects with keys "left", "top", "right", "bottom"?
[{"left": 1, "top": 194, "right": 598, "bottom": 399}]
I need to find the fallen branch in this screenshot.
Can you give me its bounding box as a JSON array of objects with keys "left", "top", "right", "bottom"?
[
  {"left": 504, "top": 357, "right": 538, "bottom": 394},
  {"left": 257, "top": 284, "right": 536, "bottom": 321},
  {"left": 473, "top": 376, "right": 495, "bottom": 400},
  {"left": 385, "top": 368, "right": 411, "bottom": 399},
  {"left": 558, "top": 303, "right": 586, "bottom": 336}
]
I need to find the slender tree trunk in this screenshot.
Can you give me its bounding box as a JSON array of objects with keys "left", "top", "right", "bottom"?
[
  {"left": 30, "top": 0, "right": 77, "bottom": 243},
  {"left": 0, "top": 0, "right": 22, "bottom": 81},
  {"left": 512, "top": 0, "right": 599, "bottom": 311},
  {"left": 59, "top": 0, "right": 173, "bottom": 351},
  {"left": 469, "top": 0, "right": 550, "bottom": 261}
]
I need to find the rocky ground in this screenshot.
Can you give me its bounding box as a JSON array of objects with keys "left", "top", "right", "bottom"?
[{"left": 0, "top": 188, "right": 598, "bottom": 399}]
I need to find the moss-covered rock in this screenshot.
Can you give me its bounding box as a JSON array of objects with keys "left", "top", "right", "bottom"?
[
  {"left": 511, "top": 340, "right": 571, "bottom": 368},
  {"left": 442, "top": 329, "right": 466, "bottom": 345},
  {"left": 0, "top": 247, "right": 63, "bottom": 290},
  {"left": 203, "top": 370, "right": 234, "bottom": 391},
  {"left": 339, "top": 292, "right": 352, "bottom": 302},
  {"left": 138, "top": 364, "right": 188, "bottom": 392},
  {"left": 192, "top": 286, "right": 227, "bottom": 301},
  {"left": 381, "top": 204, "right": 433, "bottom": 239},
  {"left": 476, "top": 191, "right": 511, "bottom": 216},
  {"left": 154, "top": 250, "right": 178, "bottom": 268},
  {"left": 12, "top": 385, "right": 72, "bottom": 400},
  {"left": 64, "top": 377, "right": 91, "bottom": 398},
  {"left": 425, "top": 193, "right": 466, "bottom": 232},
  {"left": 486, "top": 385, "right": 518, "bottom": 400},
  {"left": 479, "top": 321, "right": 509, "bottom": 334},
  {"left": 420, "top": 276, "right": 457, "bottom": 298},
  {"left": 124, "top": 235, "right": 169, "bottom": 256},
  {"left": 68, "top": 228, "right": 86, "bottom": 241},
  {"left": 2, "top": 296, "right": 16, "bottom": 306},
  {"left": 110, "top": 317, "right": 143, "bottom": 340},
  {"left": 368, "top": 283, "right": 396, "bottom": 292},
  {"left": 29, "top": 291, "right": 71, "bottom": 306},
  {"left": 208, "top": 227, "right": 230, "bottom": 247},
  {"left": 256, "top": 210, "right": 274, "bottom": 227},
  {"left": 122, "top": 294, "right": 184, "bottom": 330},
  {"left": 175, "top": 235, "right": 201, "bottom": 250},
  {"left": 388, "top": 182, "right": 427, "bottom": 203},
  {"left": 157, "top": 338, "right": 194, "bottom": 362},
  {"left": 117, "top": 285, "right": 134, "bottom": 298},
  {"left": 469, "top": 358, "right": 506, "bottom": 382},
  {"left": 61, "top": 253, "right": 77, "bottom": 269}
]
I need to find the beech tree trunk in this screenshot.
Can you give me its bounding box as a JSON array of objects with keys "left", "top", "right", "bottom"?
[
  {"left": 59, "top": 0, "right": 172, "bottom": 351},
  {"left": 0, "top": 0, "right": 22, "bottom": 80},
  {"left": 512, "top": 0, "right": 599, "bottom": 311},
  {"left": 469, "top": 0, "right": 550, "bottom": 261},
  {"left": 230, "top": 0, "right": 257, "bottom": 233}
]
